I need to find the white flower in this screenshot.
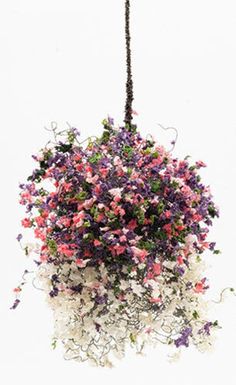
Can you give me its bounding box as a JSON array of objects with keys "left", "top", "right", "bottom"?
[
  {"left": 130, "top": 280, "right": 145, "bottom": 297},
  {"left": 108, "top": 187, "right": 123, "bottom": 197}
]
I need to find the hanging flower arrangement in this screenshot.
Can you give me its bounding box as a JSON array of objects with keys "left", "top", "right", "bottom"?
[
  {"left": 12, "top": 0, "right": 231, "bottom": 367},
  {"left": 14, "top": 117, "right": 221, "bottom": 366}
]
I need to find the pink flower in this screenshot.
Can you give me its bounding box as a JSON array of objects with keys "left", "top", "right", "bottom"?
[
  {"left": 95, "top": 213, "right": 105, "bottom": 223},
  {"left": 75, "top": 258, "right": 90, "bottom": 268},
  {"left": 35, "top": 216, "right": 45, "bottom": 227},
  {"left": 194, "top": 282, "right": 204, "bottom": 293},
  {"left": 34, "top": 228, "right": 46, "bottom": 241},
  {"left": 116, "top": 167, "right": 125, "bottom": 177},
  {"left": 192, "top": 214, "right": 202, "bottom": 222},
  {"left": 94, "top": 239, "right": 102, "bottom": 247},
  {"left": 127, "top": 219, "right": 137, "bottom": 230},
  {"left": 86, "top": 174, "right": 99, "bottom": 184},
  {"left": 20, "top": 191, "right": 32, "bottom": 203},
  {"left": 163, "top": 223, "right": 172, "bottom": 235},
  {"left": 149, "top": 297, "right": 161, "bottom": 303},
  {"left": 60, "top": 217, "right": 71, "bottom": 227},
  {"left": 57, "top": 244, "right": 74, "bottom": 257},
  {"left": 164, "top": 210, "right": 171, "bottom": 219},
  {"left": 153, "top": 263, "right": 161, "bottom": 275},
  {"left": 85, "top": 165, "right": 93, "bottom": 173},
  {"left": 119, "top": 235, "right": 127, "bottom": 243},
  {"left": 114, "top": 195, "right": 122, "bottom": 203},
  {"left": 84, "top": 249, "right": 92, "bottom": 257},
  {"left": 181, "top": 185, "right": 192, "bottom": 198},
  {"left": 176, "top": 224, "right": 185, "bottom": 232},
  {"left": 76, "top": 163, "right": 84, "bottom": 172},
  {"left": 73, "top": 211, "right": 85, "bottom": 227},
  {"left": 100, "top": 168, "right": 109, "bottom": 178},
  {"left": 21, "top": 218, "right": 32, "bottom": 228},
  {"left": 119, "top": 207, "right": 126, "bottom": 216},
  {"left": 114, "top": 244, "right": 126, "bottom": 256},
  {"left": 83, "top": 197, "right": 95, "bottom": 209},
  {"left": 13, "top": 287, "right": 21, "bottom": 293},
  {"left": 63, "top": 182, "right": 72, "bottom": 192},
  {"left": 177, "top": 256, "right": 184, "bottom": 265},
  {"left": 196, "top": 160, "right": 207, "bottom": 168},
  {"left": 40, "top": 254, "right": 48, "bottom": 262},
  {"left": 137, "top": 159, "right": 143, "bottom": 168},
  {"left": 131, "top": 246, "right": 148, "bottom": 262}
]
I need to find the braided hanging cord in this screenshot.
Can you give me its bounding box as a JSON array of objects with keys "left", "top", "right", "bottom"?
[{"left": 124, "top": 0, "right": 134, "bottom": 127}]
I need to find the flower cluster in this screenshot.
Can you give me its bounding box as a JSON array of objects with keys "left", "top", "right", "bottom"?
[{"left": 15, "top": 117, "right": 221, "bottom": 366}]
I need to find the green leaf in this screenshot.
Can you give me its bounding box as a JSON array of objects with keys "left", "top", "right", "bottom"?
[
  {"left": 208, "top": 205, "right": 218, "bottom": 218},
  {"left": 51, "top": 339, "right": 57, "bottom": 350},
  {"left": 122, "top": 145, "right": 133, "bottom": 158},
  {"left": 75, "top": 191, "right": 88, "bottom": 200},
  {"left": 193, "top": 310, "right": 199, "bottom": 319},
  {"left": 151, "top": 180, "right": 161, "bottom": 193},
  {"left": 157, "top": 201, "right": 165, "bottom": 214},
  {"left": 55, "top": 143, "right": 72, "bottom": 153},
  {"left": 89, "top": 153, "right": 102, "bottom": 164},
  {"left": 130, "top": 333, "right": 136, "bottom": 343},
  {"left": 138, "top": 240, "right": 154, "bottom": 251},
  {"left": 67, "top": 131, "right": 76, "bottom": 144},
  {"left": 47, "top": 239, "right": 57, "bottom": 255},
  {"left": 127, "top": 167, "right": 132, "bottom": 176},
  {"left": 152, "top": 151, "right": 159, "bottom": 158}
]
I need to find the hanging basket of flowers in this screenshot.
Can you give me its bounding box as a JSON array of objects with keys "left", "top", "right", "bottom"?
[{"left": 12, "top": 0, "right": 230, "bottom": 367}]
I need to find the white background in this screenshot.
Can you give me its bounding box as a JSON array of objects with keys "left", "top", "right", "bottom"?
[{"left": 0, "top": 0, "right": 236, "bottom": 384}]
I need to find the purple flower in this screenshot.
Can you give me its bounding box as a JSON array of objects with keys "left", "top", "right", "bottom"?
[
  {"left": 175, "top": 327, "right": 192, "bottom": 348},
  {"left": 209, "top": 242, "right": 216, "bottom": 251},
  {"left": 176, "top": 267, "right": 185, "bottom": 276},
  {"left": 95, "top": 294, "right": 108, "bottom": 305},
  {"left": 16, "top": 234, "right": 23, "bottom": 242},
  {"left": 71, "top": 284, "right": 83, "bottom": 294},
  {"left": 10, "top": 299, "right": 20, "bottom": 310},
  {"left": 95, "top": 322, "right": 101, "bottom": 332},
  {"left": 198, "top": 322, "right": 212, "bottom": 336},
  {"left": 49, "top": 288, "right": 59, "bottom": 298},
  {"left": 108, "top": 116, "right": 114, "bottom": 125}
]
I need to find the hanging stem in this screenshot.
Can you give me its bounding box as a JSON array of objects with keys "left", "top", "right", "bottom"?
[{"left": 124, "top": 0, "right": 134, "bottom": 128}]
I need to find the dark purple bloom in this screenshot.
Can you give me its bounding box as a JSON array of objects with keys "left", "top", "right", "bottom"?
[
  {"left": 95, "top": 322, "right": 101, "bottom": 332},
  {"left": 16, "top": 234, "right": 23, "bottom": 242},
  {"left": 175, "top": 327, "right": 192, "bottom": 348},
  {"left": 10, "top": 299, "right": 20, "bottom": 310},
  {"left": 95, "top": 294, "right": 108, "bottom": 305},
  {"left": 51, "top": 274, "right": 60, "bottom": 283},
  {"left": 176, "top": 267, "right": 185, "bottom": 276},
  {"left": 49, "top": 288, "right": 59, "bottom": 298},
  {"left": 70, "top": 284, "right": 83, "bottom": 294},
  {"left": 198, "top": 322, "right": 212, "bottom": 336},
  {"left": 209, "top": 242, "right": 216, "bottom": 251}
]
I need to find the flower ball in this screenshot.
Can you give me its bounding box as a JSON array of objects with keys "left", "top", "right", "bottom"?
[{"left": 17, "top": 117, "right": 220, "bottom": 366}]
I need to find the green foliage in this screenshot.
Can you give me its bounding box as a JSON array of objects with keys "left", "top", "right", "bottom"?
[
  {"left": 151, "top": 180, "right": 161, "bottom": 193},
  {"left": 75, "top": 191, "right": 88, "bottom": 201},
  {"left": 89, "top": 153, "right": 102, "bottom": 164},
  {"left": 122, "top": 145, "right": 133, "bottom": 158},
  {"left": 55, "top": 143, "right": 73, "bottom": 153},
  {"left": 47, "top": 239, "right": 57, "bottom": 255},
  {"left": 208, "top": 205, "right": 218, "bottom": 218}
]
